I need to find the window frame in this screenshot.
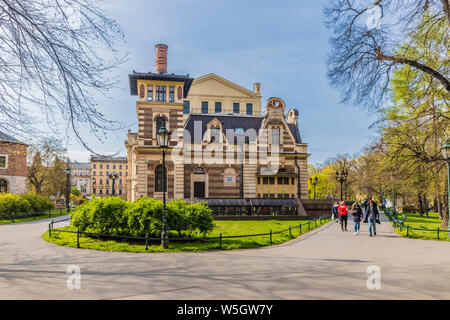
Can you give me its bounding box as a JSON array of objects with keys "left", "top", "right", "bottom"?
[
  {"left": 201, "top": 101, "right": 208, "bottom": 114},
  {"left": 0, "top": 155, "right": 8, "bottom": 169},
  {"left": 233, "top": 102, "right": 240, "bottom": 114}
]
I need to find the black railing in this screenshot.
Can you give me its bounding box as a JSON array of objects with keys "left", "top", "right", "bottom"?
[
  {"left": 384, "top": 208, "right": 449, "bottom": 240},
  {"left": 48, "top": 215, "right": 331, "bottom": 250}
]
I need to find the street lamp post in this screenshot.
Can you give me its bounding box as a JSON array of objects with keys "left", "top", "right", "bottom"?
[
  {"left": 156, "top": 124, "right": 171, "bottom": 249},
  {"left": 335, "top": 168, "right": 348, "bottom": 201},
  {"left": 108, "top": 172, "right": 119, "bottom": 196},
  {"left": 65, "top": 162, "right": 71, "bottom": 213},
  {"left": 310, "top": 176, "right": 318, "bottom": 199},
  {"left": 441, "top": 138, "right": 450, "bottom": 231}
]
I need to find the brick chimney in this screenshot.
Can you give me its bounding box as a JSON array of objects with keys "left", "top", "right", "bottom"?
[{"left": 155, "top": 44, "right": 168, "bottom": 74}]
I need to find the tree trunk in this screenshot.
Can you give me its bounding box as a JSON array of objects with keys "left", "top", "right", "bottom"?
[
  {"left": 423, "top": 194, "right": 429, "bottom": 218},
  {"left": 436, "top": 193, "right": 443, "bottom": 219},
  {"left": 418, "top": 192, "right": 424, "bottom": 216},
  {"left": 442, "top": 178, "right": 449, "bottom": 229}
]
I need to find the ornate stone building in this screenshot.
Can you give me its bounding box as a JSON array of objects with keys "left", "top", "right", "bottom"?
[
  {"left": 70, "top": 161, "right": 91, "bottom": 196},
  {"left": 90, "top": 156, "right": 128, "bottom": 199},
  {"left": 126, "top": 44, "right": 309, "bottom": 214},
  {"left": 0, "top": 131, "right": 28, "bottom": 194}
]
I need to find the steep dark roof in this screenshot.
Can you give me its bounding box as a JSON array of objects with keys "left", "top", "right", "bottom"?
[
  {"left": 287, "top": 123, "right": 302, "bottom": 143},
  {"left": 184, "top": 114, "right": 303, "bottom": 144},
  {"left": 0, "top": 131, "right": 26, "bottom": 145},
  {"left": 128, "top": 71, "right": 193, "bottom": 98},
  {"left": 184, "top": 114, "right": 264, "bottom": 144}
]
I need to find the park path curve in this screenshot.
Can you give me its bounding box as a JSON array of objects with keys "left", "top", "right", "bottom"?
[{"left": 1, "top": 213, "right": 450, "bottom": 299}]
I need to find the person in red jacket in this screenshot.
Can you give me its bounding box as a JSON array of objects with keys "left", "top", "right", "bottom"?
[{"left": 338, "top": 200, "right": 349, "bottom": 231}]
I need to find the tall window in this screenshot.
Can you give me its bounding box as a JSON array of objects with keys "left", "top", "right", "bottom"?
[
  {"left": 246, "top": 103, "right": 253, "bottom": 115},
  {"left": 0, "top": 155, "right": 7, "bottom": 169},
  {"left": 156, "top": 117, "right": 166, "bottom": 132},
  {"left": 156, "top": 86, "right": 166, "bottom": 101},
  {"left": 271, "top": 128, "right": 280, "bottom": 146},
  {"left": 169, "top": 86, "right": 175, "bottom": 102},
  {"left": 147, "top": 85, "right": 153, "bottom": 101},
  {"left": 183, "top": 100, "right": 190, "bottom": 114},
  {"left": 215, "top": 102, "right": 222, "bottom": 113},
  {"left": 233, "top": 103, "right": 240, "bottom": 113},
  {"left": 155, "top": 165, "right": 167, "bottom": 192},
  {"left": 202, "top": 101, "right": 208, "bottom": 114}
]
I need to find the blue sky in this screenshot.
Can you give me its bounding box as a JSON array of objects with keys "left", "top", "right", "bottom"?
[{"left": 65, "top": 0, "right": 378, "bottom": 165}]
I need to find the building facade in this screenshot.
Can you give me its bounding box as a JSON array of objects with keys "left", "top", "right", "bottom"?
[
  {"left": 90, "top": 156, "right": 128, "bottom": 199},
  {"left": 0, "top": 132, "right": 28, "bottom": 194},
  {"left": 126, "top": 44, "right": 309, "bottom": 213},
  {"left": 70, "top": 161, "right": 91, "bottom": 196}
]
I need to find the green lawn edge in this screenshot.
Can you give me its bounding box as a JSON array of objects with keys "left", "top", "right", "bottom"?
[
  {"left": 0, "top": 210, "right": 67, "bottom": 225},
  {"left": 390, "top": 211, "right": 450, "bottom": 242},
  {"left": 42, "top": 218, "right": 331, "bottom": 253}
]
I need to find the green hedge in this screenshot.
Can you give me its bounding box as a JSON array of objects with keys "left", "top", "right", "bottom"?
[
  {"left": 0, "top": 193, "right": 55, "bottom": 217},
  {"left": 70, "top": 197, "right": 214, "bottom": 237}
]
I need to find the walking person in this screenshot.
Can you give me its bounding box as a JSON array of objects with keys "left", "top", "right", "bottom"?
[
  {"left": 350, "top": 202, "right": 363, "bottom": 235},
  {"left": 338, "top": 200, "right": 348, "bottom": 231},
  {"left": 363, "top": 200, "right": 379, "bottom": 237},
  {"left": 331, "top": 201, "right": 339, "bottom": 222}
]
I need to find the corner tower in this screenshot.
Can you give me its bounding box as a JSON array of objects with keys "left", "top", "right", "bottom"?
[{"left": 126, "top": 44, "right": 193, "bottom": 200}]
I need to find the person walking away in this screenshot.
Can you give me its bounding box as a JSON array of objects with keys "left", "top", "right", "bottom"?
[
  {"left": 338, "top": 201, "right": 348, "bottom": 231},
  {"left": 350, "top": 202, "right": 363, "bottom": 235},
  {"left": 364, "top": 200, "right": 379, "bottom": 237},
  {"left": 331, "top": 201, "right": 339, "bottom": 222}
]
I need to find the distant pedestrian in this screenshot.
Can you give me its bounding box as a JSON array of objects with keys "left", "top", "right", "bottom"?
[
  {"left": 363, "top": 200, "right": 379, "bottom": 237},
  {"left": 331, "top": 201, "right": 339, "bottom": 222},
  {"left": 338, "top": 201, "right": 348, "bottom": 231},
  {"left": 350, "top": 202, "right": 363, "bottom": 235}
]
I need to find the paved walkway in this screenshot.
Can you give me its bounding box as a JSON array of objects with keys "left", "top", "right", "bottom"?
[{"left": 1, "top": 213, "right": 450, "bottom": 299}]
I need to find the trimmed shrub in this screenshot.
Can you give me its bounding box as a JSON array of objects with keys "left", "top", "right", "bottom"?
[
  {"left": 0, "top": 194, "right": 32, "bottom": 217},
  {"left": 71, "top": 196, "right": 129, "bottom": 234},
  {"left": 21, "top": 194, "right": 54, "bottom": 213},
  {"left": 70, "top": 197, "right": 214, "bottom": 237}
]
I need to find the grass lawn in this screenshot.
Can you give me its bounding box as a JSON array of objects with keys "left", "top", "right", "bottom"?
[
  {"left": 42, "top": 218, "right": 330, "bottom": 253},
  {"left": 0, "top": 209, "right": 67, "bottom": 225},
  {"left": 393, "top": 211, "right": 449, "bottom": 241}
]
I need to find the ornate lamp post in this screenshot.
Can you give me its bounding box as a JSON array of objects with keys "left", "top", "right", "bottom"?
[
  {"left": 441, "top": 138, "right": 450, "bottom": 231},
  {"left": 65, "top": 162, "right": 71, "bottom": 213},
  {"left": 309, "top": 176, "right": 318, "bottom": 199},
  {"left": 108, "top": 172, "right": 119, "bottom": 196},
  {"left": 156, "top": 124, "right": 171, "bottom": 249},
  {"left": 335, "top": 168, "right": 348, "bottom": 201}
]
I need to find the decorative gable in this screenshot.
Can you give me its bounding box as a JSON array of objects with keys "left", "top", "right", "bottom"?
[{"left": 189, "top": 73, "right": 258, "bottom": 98}]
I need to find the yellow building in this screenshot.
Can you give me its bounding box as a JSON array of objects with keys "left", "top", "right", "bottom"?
[
  {"left": 126, "top": 44, "right": 309, "bottom": 215},
  {"left": 90, "top": 156, "right": 128, "bottom": 199}
]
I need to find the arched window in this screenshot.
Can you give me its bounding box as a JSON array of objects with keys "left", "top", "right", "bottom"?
[
  {"left": 193, "top": 167, "right": 205, "bottom": 174},
  {"left": 0, "top": 179, "right": 7, "bottom": 193},
  {"left": 278, "top": 168, "right": 288, "bottom": 173},
  {"left": 156, "top": 117, "right": 166, "bottom": 132},
  {"left": 155, "top": 165, "right": 167, "bottom": 192}
]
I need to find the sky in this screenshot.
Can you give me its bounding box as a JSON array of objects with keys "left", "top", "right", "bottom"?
[{"left": 63, "top": 0, "right": 378, "bottom": 166}]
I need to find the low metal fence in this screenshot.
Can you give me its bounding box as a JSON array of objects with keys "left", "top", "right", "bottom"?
[
  {"left": 1, "top": 209, "right": 67, "bottom": 223},
  {"left": 384, "top": 208, "right": 449, "bottom": 240},
  {"left": 48, "top": 215, "right": 331, "bottom": 250}
]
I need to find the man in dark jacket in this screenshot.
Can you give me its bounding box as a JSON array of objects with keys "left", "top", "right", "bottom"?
[{"left": 363, "top": 200, "right": 379, "bottom": 237}]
